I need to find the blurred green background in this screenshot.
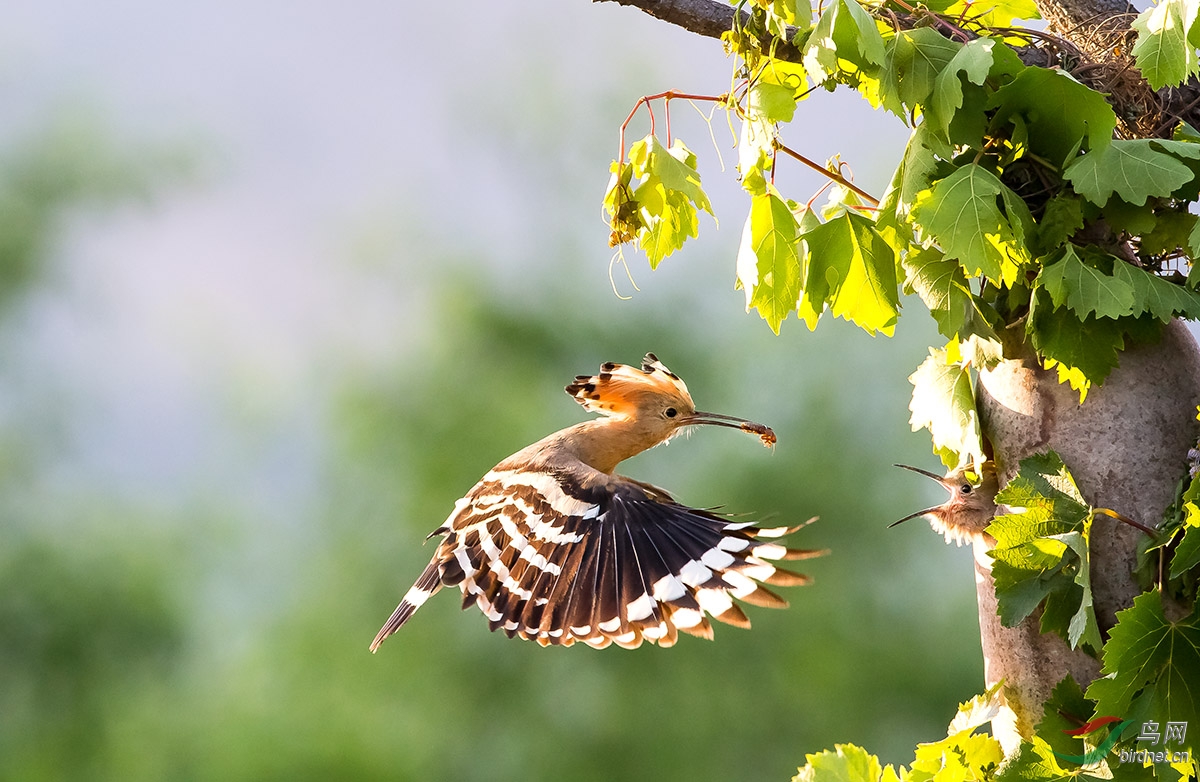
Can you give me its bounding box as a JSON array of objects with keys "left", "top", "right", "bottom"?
[{"left": 0, "top": 2, "right": 982, "bottom": 780}]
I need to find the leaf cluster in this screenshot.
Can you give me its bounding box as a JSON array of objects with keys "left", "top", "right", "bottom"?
[
  {"left": 602, "top": 135, "right": 715, "bottom": 269},
  {"left": 603, "top": 0, "right": 1200, "bottom": 459},
  {"left": 791, "top": 686, "right": 1006, "bottom": 782}
]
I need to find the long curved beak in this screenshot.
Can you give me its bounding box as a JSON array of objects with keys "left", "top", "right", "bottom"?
[
  {"left": 893, "top": 463, "right": 950, "bottom": 485},
  {"left": 685, "top": 411, "right": 776, "bottom": 446},
  {"left": 889, "top": 464, "right": 950, "bottom": 528},
  {"left": 887, "top": 505, "right": 944, "bottom": 528}
]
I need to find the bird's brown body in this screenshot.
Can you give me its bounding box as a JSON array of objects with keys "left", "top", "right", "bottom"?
[{"left": 370, "top": 354, "right": 818, "bottom": 651}]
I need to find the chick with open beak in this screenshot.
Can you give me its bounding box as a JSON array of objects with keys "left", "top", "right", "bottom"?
[{"left": 890, "top": 462, "right": 999, "bottom": 546}]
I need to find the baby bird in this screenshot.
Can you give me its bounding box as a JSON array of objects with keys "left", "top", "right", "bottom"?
[
  {"left": 371, "top": 353, "right": 819, "bottom": 651},
  {"left": 889, "top": 462, "right": 999, "bottom": 545}
]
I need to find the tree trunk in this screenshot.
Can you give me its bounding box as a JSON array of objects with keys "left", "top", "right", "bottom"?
[{"left": 975, "top": 321, "right": 1200, "bottom": 751}]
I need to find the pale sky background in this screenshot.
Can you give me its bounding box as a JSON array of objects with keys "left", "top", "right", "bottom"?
[{"left": 0, "top": 0, "right": 912, "bottom": 519}]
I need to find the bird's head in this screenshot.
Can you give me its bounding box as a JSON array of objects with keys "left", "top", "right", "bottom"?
[
  {"left": 890, "top": 462, "right": 998, "bottom": 545},
  {"left": 565, "top": 353, "right": 776, "bottom": 449}
]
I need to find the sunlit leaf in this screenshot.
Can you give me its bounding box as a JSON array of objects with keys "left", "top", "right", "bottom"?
[
  {"left": 736, "top": 187, "right": 803, "bottom": 334},
  {"left": 618, "top": 135, "right": 715, "bottom": 266},
  {"left": 911, "top": 163, "right": 1030, "bottom": 286},
  {"left": 992, "top": 736, "right": 1076, "bottom": 781},
  {"left": 1132, "top": 0, "right": 1200, "bottom": 89},
  {"left": 799, "top": 211, "right": 899, "bottom": 335},
  {"left": 924, "top": 0, "right": 1040, "bottom": 27},
  {"left": 803, "top": 0, "right": 887, "bottom": 81},
  {"left": 1027, "top": 288, "right": 1128, "bottom": 397},
  {"left": 794, "top": 744, "right": 887, "bottom": 782},
  {"left": 908, "top": 346, "right": 983, "bottom": 468},
  {"left": 880, "top": 28, "right": 962, "bottom": 119}
]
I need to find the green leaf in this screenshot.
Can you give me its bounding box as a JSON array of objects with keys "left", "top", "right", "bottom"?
[
  {"left": 1132, "top": 0, "right": 1200, "bottom": 89},
  {"left": 749, "top": 68, "right": 804, "bottom": 125},
  {"left": 802, "top": 0, "right": 887, "bottom": 81},
  {"left": 927, "top": 38, "right": 998, "bottom": 137},
  {"left": 793, "top": 744, "right": 887, "bottom": 782},
  {"left": 1051, "top": 531, "right": 1103, "bottom": 650},
  {"left": 880, "top": 28, "right": 962, "bottom": 118},
  {"left": 1036, "top": 247, "right": 1136, "bottom": 320},
  {"left": 1111, "top": 260, "right": 1200, "bottom": 321},
  {"left": 911, "top": 163, "right": 1030, "bottom": 286},
  {"left": 988, "top": 451, "right": 1102, "bottom": 650},
  {"left": 1064, "top": 138, "right": 1200, "bottom": 206},
  {"left": 901, "top": 246, "right": 973, "bottom": 338},
  {"left": 739, "top": 115, "right": 774, "bottom": 198},
  {"left": 1035, "top": 676, "right": 1096, "bottom": 760},
  {"left": 908, "top": 346, "right": 984, "bottom": 468},
  {"left": 1087, "top": 591, "right": 1200, "bottom": 737},
  {"left": 736, "top": 188, "right": 803, "bottom": 334},
  {"left": 989, "top": 68, "right": 1118, "bottom": 166},
  {"left": 641, "top": 137, "right": 714, "bottom": 215},
  {"left": 799, "top": 211, "right": 900, "bottom": 335},
  {"left": 992, "top": 736, "right": 1077, "bottom": 782},
  {"left": 900, "top": 247, "right": 1005, "bottom": 359},
  {"left": 1100, "top": 198, "right": 1159, "bottom": 236},
  {"left": 750, "top": 81, "right": 798, "bottom": 124},
  {"left": 1141, "top": 210, "right": 1197, "bottom": 255},
  {"left": 876, "top": 126, "right": 953, "bottom": 253},
  {"left": 642, "top": 188, "right": 700, "bottom": 264},
  {"left": 1033, "top": 194, "right": 1085, "bottom": 256},
  {"left": 899, "top": 125, "right": 949, "bottom": 210},
  {"left": 1027, "top": 288, "right": 1128, "bottom": 397}
]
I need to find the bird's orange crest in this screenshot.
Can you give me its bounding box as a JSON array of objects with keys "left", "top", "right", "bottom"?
[{"left": 566, "top": 352, "right": 693, "bottom": 417}]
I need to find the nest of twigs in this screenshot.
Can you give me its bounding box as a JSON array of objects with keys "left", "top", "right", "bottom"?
[{"left": 999, "top": 11, "right": 1192, "bottom": 139}]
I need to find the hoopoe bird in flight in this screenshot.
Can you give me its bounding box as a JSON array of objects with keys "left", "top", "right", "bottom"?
[{"left": 370, "top": 353, "right": 820, "bottom": 652}]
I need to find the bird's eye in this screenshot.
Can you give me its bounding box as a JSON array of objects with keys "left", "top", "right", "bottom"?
[
  {"left": 665, "top": 407, "right": 678, "bottom": 418},
  {"left": 961, "top": 484, "right": 973, "bottom": 494}
]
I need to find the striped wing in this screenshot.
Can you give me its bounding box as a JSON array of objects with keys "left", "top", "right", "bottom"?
[{"left": 370, "top": 468, "right": 821, "bottom": 651}]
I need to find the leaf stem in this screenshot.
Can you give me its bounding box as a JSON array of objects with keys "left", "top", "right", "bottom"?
[
  {"left": 885, "top": 0, "right": 972, "bottom": 42},
  {"left": 773, "top": 140, "right": 880, "bottom": 205},
  {"left": 1093, "top": 507, "right": 1158, "bottom": 537},
  {"left": 618, "top": 91, "right": 730, "bottom": 162}
]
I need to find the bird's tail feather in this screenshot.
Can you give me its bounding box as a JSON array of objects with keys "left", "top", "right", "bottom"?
[{"left": 369, "top": 560, "right": 442, "bottom": 652}]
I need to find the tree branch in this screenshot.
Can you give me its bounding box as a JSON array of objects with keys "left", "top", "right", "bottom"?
[
  {"left": 595, "top": 0, "right": 1200, "bottom": 142},
  {"left": 593, "top": 0, "right": 740, "bottom": 42}
]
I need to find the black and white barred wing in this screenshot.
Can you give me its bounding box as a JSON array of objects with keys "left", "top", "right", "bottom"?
[{"left": 369, "top": 468, "right": 821, "bottom": 651}]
